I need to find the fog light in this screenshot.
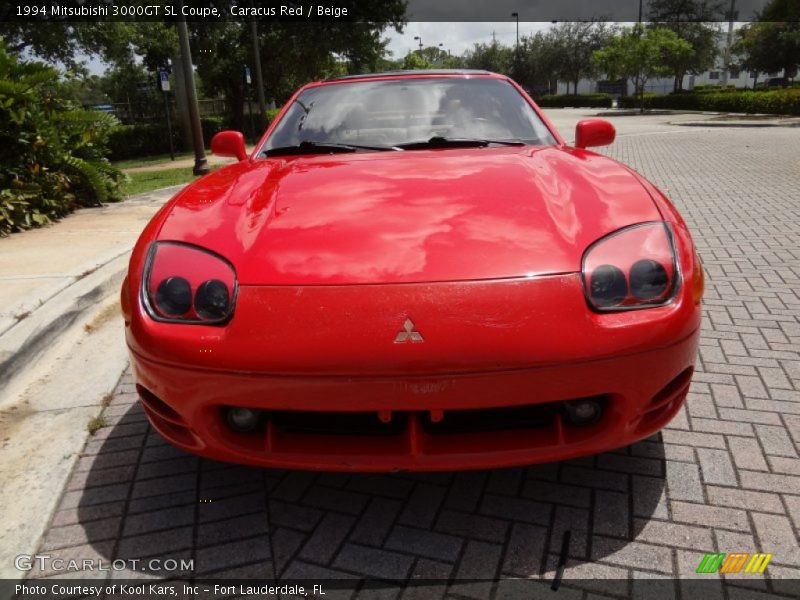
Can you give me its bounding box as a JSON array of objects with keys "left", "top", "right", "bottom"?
[
  {"left": 226, "top": 407, "right": 261, "bottom": 432},
  {"left": 564, "top": 399, "right": 603, "bottom": 426}
]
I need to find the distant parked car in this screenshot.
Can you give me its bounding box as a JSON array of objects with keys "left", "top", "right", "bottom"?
[{"left": 88, "top": 104, "right": 116, "bottom": 114}]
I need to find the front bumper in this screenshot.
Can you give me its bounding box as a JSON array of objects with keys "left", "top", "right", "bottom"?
[
  {"left": 130, "top": 327, "right": 699, "bottom": 471},
  {"left": 126, "top": 273, "right": 701, "bottom": 471}
]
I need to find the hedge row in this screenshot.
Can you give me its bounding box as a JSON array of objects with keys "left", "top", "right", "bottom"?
[
  {"left": 107, "top": 109, "right": 287, "bottom": 161},
  {"left": 107, "top": 117, "right": 226, "bottom": 161},
  {"left": 536, "top": 93, "right": 613, "bottom": 108},
  {"left": 618, "top": 89, "right": 800, "bottom": 115}
]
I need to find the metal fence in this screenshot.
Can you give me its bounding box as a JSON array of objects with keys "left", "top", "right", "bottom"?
[{"left": 89, "top": 98, "right": 228, "bottom": 125}]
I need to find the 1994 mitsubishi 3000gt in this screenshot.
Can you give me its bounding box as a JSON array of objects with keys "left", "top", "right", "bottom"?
[{"left": 122, "top": 70, "right": 704, "bottom": 471}]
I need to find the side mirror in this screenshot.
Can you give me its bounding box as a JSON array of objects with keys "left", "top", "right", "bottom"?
[
  {"left": 211, "top": 130, "right": 248, "bottom": 161},
  {"left": 574, "top": 119, "right": 616, "bottom": 149}
]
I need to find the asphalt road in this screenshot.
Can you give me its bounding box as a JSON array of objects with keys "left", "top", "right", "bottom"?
[{"left": 25, "top": 110, "right": 800, "bottom": 599}]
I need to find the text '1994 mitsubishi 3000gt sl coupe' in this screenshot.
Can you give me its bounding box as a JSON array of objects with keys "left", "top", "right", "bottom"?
[{"left": 122, "top": 70, "right": 704, "bottom": 471}]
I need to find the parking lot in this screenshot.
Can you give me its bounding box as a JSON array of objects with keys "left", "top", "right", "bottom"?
[{"left": 27, "top": 111, "right": 800, "bottom": 598}]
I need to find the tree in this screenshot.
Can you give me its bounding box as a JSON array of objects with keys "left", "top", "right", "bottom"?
[
  {"left": 463, "top": 40, "right": 513, "bottom": 74},
  {"left": 0, "top": 42, "right": 123, "bottom": 235},
  {"left": 183, "top": 1, "right": 405, "bottom": 130},
  {"left": 648, "top": 0, "right": 722, "bottom": 91},
  {"left": 402, "top": 51, "right": 433, "bottom": 70},
  {"left": 548, "top": 21, "right": 614, "bottom": 94},
  {"left": 510, "top": 31, "right": 561, "bottom": 95},
  {"left": 3, "top": 3, "right": 406, "bottom": 131},
  {"left": 594, "top": 26, "right": 693, "bottom": 111},
  {"left": 733, "top": 0, "right": 800, "bottom": 86},
  {"left": 0, "top": 22, "right": 135, "bottom": 68}
]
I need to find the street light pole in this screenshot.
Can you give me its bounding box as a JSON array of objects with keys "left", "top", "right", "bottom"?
[
  {"left": 413, "top": 35, "right": 423, "bottom": 53},
  {"left": 511, "top": 12, "right": 519, "bottom": 48},
  {"left": 722, "top": 0, "right": 737, "bottom": 87},
  {"left": 176, "top": 0, "right": 209, "bottom": 175}
]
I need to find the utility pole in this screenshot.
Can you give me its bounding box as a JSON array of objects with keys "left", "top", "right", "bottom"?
[
  {"left": 250, "top": 17, "right": 267, "bottom": 119},
  {"left": 176, "top": 0, "right": 209, "bottom": 175},
  {"left": 722, "top": 0, "right": 737, "bottom": 87}
]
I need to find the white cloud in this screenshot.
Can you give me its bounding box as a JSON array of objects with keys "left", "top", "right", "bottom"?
[{"left": 383, "top": 22, "right": 552, "bottom": 59}]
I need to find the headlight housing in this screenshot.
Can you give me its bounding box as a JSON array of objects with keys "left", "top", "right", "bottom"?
[
  {"left": 581, "top": 222, "right": 679, "bottom": 312},
  {"left": 142, "top": 242, "right": 237, "bottom": 324}
]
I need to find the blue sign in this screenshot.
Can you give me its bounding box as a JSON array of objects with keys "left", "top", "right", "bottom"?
[
  {"left": 159, "top": 70, "right": 170, "bottom": 92},
  {"left": 244, "top": 66, "right": 252, "bottom": 85}
]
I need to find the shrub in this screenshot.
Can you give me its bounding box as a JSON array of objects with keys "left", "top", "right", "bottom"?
[
  {"left": 107, "top": 116, "right": 228, "bottom": 161},
  {"left": 201, "top": 116, "right": 225, "bottom": 141},
  {"left": 616, "top": 89, "right": 800, "bottom": 115},
  {"left": 266, "top": 107, "right": 281, "bottom": 124},
  {"left": 0, "top": 43, "right": 123, "bottom": 236},
  {"left": 107, "top": 123, "right": 175, "bottom": 161},
  {"left": 536, "top": 93, "right": 613, "bottom": 108}
]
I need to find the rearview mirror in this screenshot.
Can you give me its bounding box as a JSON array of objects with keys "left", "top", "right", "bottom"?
[
  {"left": 574, "top": 119, "right": 616, "bottom": 149},
  {"left": 211, "top": 130, "right": 248, "bottom": 161}
]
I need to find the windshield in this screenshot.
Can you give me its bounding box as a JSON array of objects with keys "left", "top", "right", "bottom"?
[{"left": 261, "top": 77, "right": 556, "bottom": 153}]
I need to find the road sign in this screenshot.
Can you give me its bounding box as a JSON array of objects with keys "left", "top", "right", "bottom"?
[
  {"left": 159, "top": 70, "right": 170, "bottom": 92},
  {"left": 244, "top": 66, "right": 252, "bottom": 85}
]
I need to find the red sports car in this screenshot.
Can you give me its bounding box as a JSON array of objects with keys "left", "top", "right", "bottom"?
[{"left": 122, "top": 70, "right": 703, "bottom": 471}]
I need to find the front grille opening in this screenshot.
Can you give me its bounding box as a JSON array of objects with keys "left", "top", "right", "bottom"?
[
  {"left": 137, "top": 384, "right": 185, "bottom": 425},
  {"left": 421, "top": 402, "right": 559, "bottom": 435},
  {"left": 269, "top": 410, "right": 408, "bottom": 436},
  {"left": 645, "top": 367, "right": 694, "bottom": 413},
  {"left": 213, "top": 396, "right": 612, "bottom": 444}
]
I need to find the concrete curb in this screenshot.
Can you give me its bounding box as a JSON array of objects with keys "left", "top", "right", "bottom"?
[
  {"left": 671, "top": 119, "right": 800, "bottom": 127},
  {"left": 0, "top": 252, "right": 129, "bottom": 404}
]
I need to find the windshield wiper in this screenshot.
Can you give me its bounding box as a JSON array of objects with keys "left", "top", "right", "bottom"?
[
  {"left": 395, "top": 136, "right": 527, "bottom": 151},
  {"left": 263, "top": 140, "right": 396, "bottom": 157}
]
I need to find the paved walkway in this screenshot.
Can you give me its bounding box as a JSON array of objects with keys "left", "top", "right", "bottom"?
[
  {"left": 0, "top": 187, "right": 177, "bottom": 336},
  {"left": 11, "top": 110, "right": 800, "bottom": 597}
]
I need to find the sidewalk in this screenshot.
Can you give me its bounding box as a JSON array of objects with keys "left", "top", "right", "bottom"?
[
  {"left": 119, "top": 145, "right": 253, "bottom": 174},
  {"left": 0, "top": 186, "right": 179, "bottom": 579},
  {"left": 0, "top": 187, "right": 179, "bottom": 336}
]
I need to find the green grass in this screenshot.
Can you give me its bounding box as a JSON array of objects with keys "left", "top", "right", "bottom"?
[
  {"left": 122, "top": 167, "right": 199, "bottom": 196},
  {"left": 112, "top": 152, "right": 198, "bottom": 170},
  {"left": 87, "top": 415, "right": 106, "bottom": 435}
]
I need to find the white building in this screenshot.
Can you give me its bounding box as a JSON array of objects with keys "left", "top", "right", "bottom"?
[{"left": 555, "top": 68, "right": 783, "bottom": 95}]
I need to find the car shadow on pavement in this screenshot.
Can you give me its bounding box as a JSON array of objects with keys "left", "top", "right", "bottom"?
[{"left": 49, "top": 393, "right": 666, "bottom": 597}]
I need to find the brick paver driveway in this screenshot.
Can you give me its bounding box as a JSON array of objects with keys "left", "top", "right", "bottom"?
[{"left": 31, "top": 112, "right": 800, "bottom": 598}]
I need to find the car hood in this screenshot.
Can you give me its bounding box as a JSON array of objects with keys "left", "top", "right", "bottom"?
[{"left": 157, "top": 146, "right": 661, "bottom": 285}]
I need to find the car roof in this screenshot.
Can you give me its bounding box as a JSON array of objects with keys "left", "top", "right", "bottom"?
[{"left": 325, "top": 69, "right": 499, "bottom": 82}]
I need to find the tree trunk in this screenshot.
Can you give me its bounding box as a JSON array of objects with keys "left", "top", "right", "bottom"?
[
  {"left": 171, "top": 51, "right": 193, "bottom": 152},
  {"left": 639, "top": 80, "right": 645, "bottom": 114}
]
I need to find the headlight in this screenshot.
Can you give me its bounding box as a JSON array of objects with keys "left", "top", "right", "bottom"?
[
  {"left": 142, "top": 242, "right": 237, "bottom": 324},
  {"left": 581, "top": 222, "right": 678, "bottom": 311}
]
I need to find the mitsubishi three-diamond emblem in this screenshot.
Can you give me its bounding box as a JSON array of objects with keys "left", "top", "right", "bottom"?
[{"left": 394, "top": 318, "right": 424, "bottom": 344}]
